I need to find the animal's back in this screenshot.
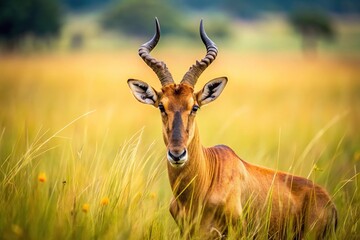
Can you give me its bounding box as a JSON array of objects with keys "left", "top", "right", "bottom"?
[{"left": 243, "top": 160, "right": 337, "bottom": 238}]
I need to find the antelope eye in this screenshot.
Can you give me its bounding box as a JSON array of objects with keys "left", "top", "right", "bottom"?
[
  {"left": 158, "top": 104, "right": 165, "bottom": 113},
  {"left": 192, "top": 105, "right": 200, "bottom": 113}
]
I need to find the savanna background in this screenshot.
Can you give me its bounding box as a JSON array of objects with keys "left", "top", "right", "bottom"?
[{"left": 0, "top": 0, "right": 359, "bottom": 239}]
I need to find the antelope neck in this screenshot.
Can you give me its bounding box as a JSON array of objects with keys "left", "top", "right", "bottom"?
[{"left": 167, "top": 122, "right": 212, "bottom": 204}]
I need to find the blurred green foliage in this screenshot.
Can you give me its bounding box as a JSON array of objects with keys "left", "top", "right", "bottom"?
[
  {"left": 0, "top": 0, "right": 359, "bottom": 51},
  {"left": 101, "top": 0, "right": 183, "bottom": 36},
  {"left": 290, "top": 10, "right": 335, "bottom": 38},
  {"left": 219, "top": 0, "right": 360, "bottom": 18},
  {"left": 100, "top": 0, "right": 231, "bottom": 39},
  {"left": 0, "top": 0, "right": 62, "bottom": 50},
  {"left": 63, "top": 0, "right": 360, "bottom": 16},
  {"left": 289, "top": 10, "right": 335, "bottom": 53},
  {"left": 63, "top": 0, "right": 111, "bottom": 10}
]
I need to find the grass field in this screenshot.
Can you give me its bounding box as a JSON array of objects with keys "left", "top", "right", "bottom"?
[{"left": 0, "top": 46, "right": 359, "bottom": 239}]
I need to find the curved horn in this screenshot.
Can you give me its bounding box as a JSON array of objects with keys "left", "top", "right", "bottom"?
[
  {"left": 181, "top": 20, "right": 218, "bottom": 87},
  {"left": 138, "top": 18, "right": 174, "bottom": 86}
]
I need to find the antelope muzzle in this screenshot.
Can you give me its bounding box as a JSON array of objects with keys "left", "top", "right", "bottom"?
[{"left": 167, "top": 111, "right": 189, "bottom": 167}]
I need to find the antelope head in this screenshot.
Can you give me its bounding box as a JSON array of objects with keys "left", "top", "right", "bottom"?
[{"left": 128, "top": 18, "right": 227, "bottom": 168}]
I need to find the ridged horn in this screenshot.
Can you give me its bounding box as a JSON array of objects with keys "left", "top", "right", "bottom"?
[
  {"left": 138, "top": 18, "right": 174, "bottom": 86},
  {"left": 181, "top": 19, "right": 218, "bottom": 87}
]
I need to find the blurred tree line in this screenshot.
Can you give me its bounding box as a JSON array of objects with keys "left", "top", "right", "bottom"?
[
  {"left": 100, "top": 0, "right": 339, "bottom": 54},
  {"left": 181, "top": 0, "right": 360, "bottom": 18},
  {"left": 0, "top": 0, "right": 62, "bottom": 50},
  {"left": 67, "top": 0, "right": 359, "bottom": 36},
  {"left": 289, "top": 10, "right": 335, "bottom": 54},
  {"left": 0, "top": 0, "right": 359, "bottom": 51},
  {"left": 63, "top": 0, "right": 360, "bottom": 16},
  {"left": 100, "top": 0, "right": 230, "bottom": 39}
]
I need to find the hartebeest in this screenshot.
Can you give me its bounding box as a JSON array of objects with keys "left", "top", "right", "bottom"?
[{"left": 127, "top": 18, "right": 337, "bottom": 239}]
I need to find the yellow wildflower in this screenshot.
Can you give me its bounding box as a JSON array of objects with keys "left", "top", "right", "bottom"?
[
  {"left": 38, "top": 172, "right": 47, "bottom": 183},
  {"left": 100, "top": 197, "right": 109, "bottom": 206},
  {"left": 82, "top": 203, "right": 90, "bottom": 213}
]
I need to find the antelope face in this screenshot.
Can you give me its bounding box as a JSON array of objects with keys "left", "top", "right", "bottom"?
[
  {"left": 127, "top": 18, "right": 227, "bottom": 167},
  {"left": 128, "top": 79, "right": 227, "bottom": 167},
  {"left": 159, "top": 84, "right": 196, "bottom": 167}
]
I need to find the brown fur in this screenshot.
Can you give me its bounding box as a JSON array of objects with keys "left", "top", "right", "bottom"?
[
  {"left": 128, "top": 82, "right": 337, "bottom": 239},
  {"left": 127, "top": 18, "right": 336, "bottom": 239},
  {"left": 159, "top": 84, "right": 337, "bottom": 239}
]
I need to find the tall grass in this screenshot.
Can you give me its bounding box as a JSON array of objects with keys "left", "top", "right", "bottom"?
[{"left": 0, "top": 50, "right": 359, "bottom": 239}]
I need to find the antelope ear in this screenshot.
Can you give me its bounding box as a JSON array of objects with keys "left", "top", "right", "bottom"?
[
  {"left": 127, "top": 79, "right": 159, "bottom": 105},
  {"left": 196, "top": 77, "right": 228, "bottom": 106}
]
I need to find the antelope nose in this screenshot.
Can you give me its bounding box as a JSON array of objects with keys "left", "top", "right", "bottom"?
[{"left": 168, "top": 149, "right": 187, "bottom": 162}]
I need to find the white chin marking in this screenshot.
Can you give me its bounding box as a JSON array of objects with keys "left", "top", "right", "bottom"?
[
  {"left": 167, "top": 153, "right": 188, "bottom": 168},
  {"left": 169, "top": 161, "right": 186, "bottom": 168}
]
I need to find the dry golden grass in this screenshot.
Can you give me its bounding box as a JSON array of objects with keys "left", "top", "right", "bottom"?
[{"left": 0, "top": 49, "right": 359, "bottom": 239}]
